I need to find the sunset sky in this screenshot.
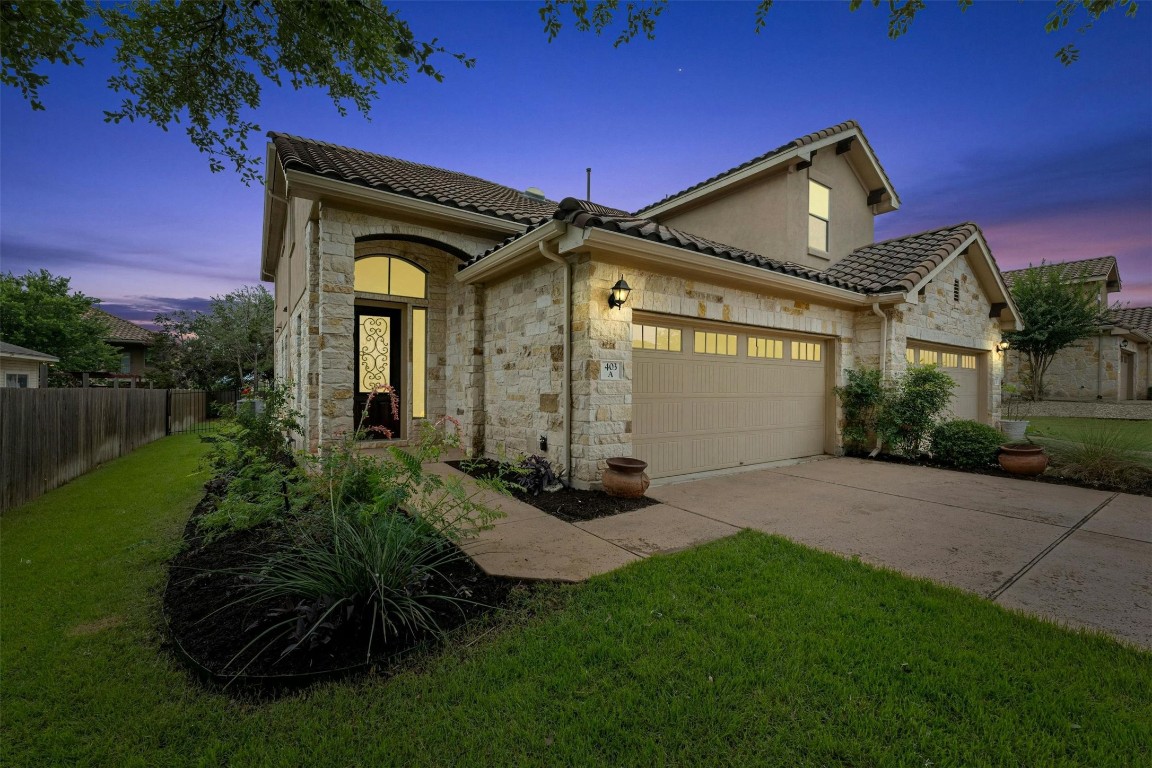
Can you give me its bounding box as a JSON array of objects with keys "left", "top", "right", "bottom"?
[{"left": 2, "top": 1, "right": 1149, "bottom": 326}]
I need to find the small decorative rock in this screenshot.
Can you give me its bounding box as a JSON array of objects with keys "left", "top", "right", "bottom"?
[{"left": 602, "top": 457, "right": 650, "bottom": 498}]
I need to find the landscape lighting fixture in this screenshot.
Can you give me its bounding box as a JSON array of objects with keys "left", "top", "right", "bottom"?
[{"left": 608, "top": 276, "right": 631, "bottom": 310}]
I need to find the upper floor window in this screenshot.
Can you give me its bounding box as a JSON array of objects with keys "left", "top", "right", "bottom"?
[
  {"left": 808, "top": 180, "right": 830, "bottom": 252},
  {"left": 120, "top": 353, "right": 132, "bottom": 374},
  {"left": 354, "top": 255, "right": 427, "bottom": 299}
]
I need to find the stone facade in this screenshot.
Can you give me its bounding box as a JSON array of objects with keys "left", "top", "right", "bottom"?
[
  {"left": 890, "top": 252, "right": 1005, "bottom": 419},
  {"left": 1004, "top": 335, "right": 1151, "bottom": 401},
  {"left": 272, "top": 203, "right": 500, "bottom": 451},
  {"left": 480, "top": 260, "right": 567, "bottom": 465}
]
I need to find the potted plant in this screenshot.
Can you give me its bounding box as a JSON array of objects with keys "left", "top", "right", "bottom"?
[
  {"left": 998, "top": 384, "right": 1029, "bottom": 442},
  {"left": 997, "top": 440, "right": 1049, "bottom": 476}
]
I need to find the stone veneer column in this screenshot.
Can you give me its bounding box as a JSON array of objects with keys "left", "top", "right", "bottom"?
[
  {"left": 569, "top": 258, "right": 633, "bottom": 488},
  {"left": 446, "top": 282, "right": 486, "bottom": 455},
  {"left": 316, "top": 206, "right": 356, "bottom": 445}
]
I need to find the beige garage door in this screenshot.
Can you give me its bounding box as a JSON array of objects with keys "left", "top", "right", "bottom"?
[
  {"left": 633, "top": 319, "right": 827, "bottom": 479},
  {"left": 906, "top": 344, "right": 981, "bottom": 422}
]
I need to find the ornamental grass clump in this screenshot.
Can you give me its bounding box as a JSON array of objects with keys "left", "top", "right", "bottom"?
[
  {"left": 930, "top": 420, "right": 1005, "bottom": 470},
  {"left": 210, "top": 387, "right": 510, "bottom": 672},
  {"left": 1044, "top": 421, "right": 1152, "bottom": 493}
]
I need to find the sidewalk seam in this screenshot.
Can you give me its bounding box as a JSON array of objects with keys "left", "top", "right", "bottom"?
[{"left": 987, "top": 492, "right": 1119, "bottom": 601}]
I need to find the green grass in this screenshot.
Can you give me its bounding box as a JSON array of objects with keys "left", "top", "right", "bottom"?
[
  {"left": 4, "top": 434, "right": 1150, "bottom": 767},
  {"left": 1027, "top": 416, "right": 1152, "bottom": 447}
]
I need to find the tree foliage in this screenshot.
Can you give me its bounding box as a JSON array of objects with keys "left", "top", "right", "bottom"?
[
  {"left": 0, "top": 269, "right": 120, "bottom": 373},
  {"left": 150, "top": 285, "right": 273, "bottom": 389},
  {"left": 540, "top": 0, "right": 1139, "bottom": 64},
  {"left": 1004, "top": 264, "right": 1105, "bottom": 401},
  {"left": 3, "top": 2, "right": 1138, "bottom": 183},
  {"left": 1, "top": 0, "right": 473, "bottom": 184}
]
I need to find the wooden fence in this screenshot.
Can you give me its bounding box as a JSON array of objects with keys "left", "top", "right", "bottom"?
[{"left": 0, "top": 388, "right": 209, "bottom": 513}]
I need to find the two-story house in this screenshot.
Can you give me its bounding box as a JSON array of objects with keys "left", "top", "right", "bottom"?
[{"left": 261, "top": 121, "right": 1020, "bottom": 487}]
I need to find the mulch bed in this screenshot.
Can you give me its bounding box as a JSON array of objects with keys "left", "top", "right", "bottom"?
[
  {"left": 163, "top": 488, "right": 525, "bottom": 696},
  {"left": 863, "top": 452, "right": 1152, "bottom": 497},
  {"left": 445, "top": 459, "right": 659, "bottom": 523}
]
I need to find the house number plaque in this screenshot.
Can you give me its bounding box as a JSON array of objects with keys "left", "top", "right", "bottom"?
[{"left": 600, "top": 361, "right": 623, "bottom": 380}]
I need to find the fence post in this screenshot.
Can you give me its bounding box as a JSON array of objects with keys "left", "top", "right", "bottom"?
[{"left": 165, "top": 389, "right": 173, "bottom": 436}]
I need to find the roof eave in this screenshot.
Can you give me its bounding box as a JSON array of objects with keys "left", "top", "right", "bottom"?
[
  {"left": 574, "top": 228, "right": 890, "bottom": 308},
  {"left": 902, "top": 231, "right": 1022, "bottom": 331},
  {"left": 284, "top": 170, "right": 533, "bottom": 238},
  {"left": 636, "top": 127, "right": 899, "bottom": 219},
  {"left": 261, "top": 142, "right": 286, "bottom": 282},
  {"left": 456, "top": 221, "right": 567, "bottom": 284}
]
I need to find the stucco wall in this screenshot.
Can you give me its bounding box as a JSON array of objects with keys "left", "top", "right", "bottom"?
[{"left": 657, "top": 151, "right": 876, "bottom": 271}]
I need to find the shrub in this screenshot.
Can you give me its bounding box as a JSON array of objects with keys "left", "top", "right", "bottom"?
[
  {"left": 835, "top": 368, "right": 884, "bottom": 454},
  {"left": 930, "top": 420, "right": 1004, "bottom": 470},
  {"left": 836, "top": 365, "right": 955, "bottom": 458},
  {"left": 513, "top": 454, "right": 563, "bottom": 495},
  {"left": 878, "top": 365, "right": 956, "bottom": 458}
]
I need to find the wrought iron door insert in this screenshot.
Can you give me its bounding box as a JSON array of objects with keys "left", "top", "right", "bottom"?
[{"left": 354, "top": 306, "right": 403, "bottom": 439}]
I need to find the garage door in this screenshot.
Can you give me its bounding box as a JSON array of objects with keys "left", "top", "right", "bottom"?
[
  {"left": 632, "top": 319, "right": 827, "bottom": 479},
  {"left": 906, "top": 344, "right": 981, "bottom": 421}
]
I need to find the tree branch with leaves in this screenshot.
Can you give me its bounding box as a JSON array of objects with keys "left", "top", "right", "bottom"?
[{"left": 2, "top": 0, "right": 473, "bottom": 184}]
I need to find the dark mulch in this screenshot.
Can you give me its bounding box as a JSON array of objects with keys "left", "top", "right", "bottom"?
[
  {"left": 163, "top": 490, "right": 525, "bottom": 696},
  {"left": 863, "top": 452, "right": 1152, "bottom": 497},
  {"left": 445, "top": 458, "right": 659, "bottom": 523}
]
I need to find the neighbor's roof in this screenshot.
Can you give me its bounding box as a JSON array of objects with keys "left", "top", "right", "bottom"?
[
  {"left": 471, "top": 198, "right": 966, "bottom": 295},
  {"left": 635, "top": 120, "right": 899, "bottom": 215},
  {"left": 1002, "top": 256, "right": 1120, "bottom": 288},
  {"left": 268, "top": 132, "right": 559, "bottom": 225},
  {"left": 0, "top": 341, "right": 59, "bottom": 362},
  {"left": 88, "top": 307, "right": 154, "bottom": 345},
  {"left": 1110, "top": 305, "right": 1152, "bottom": 334},
  {"left": 824, "top": 223, "right": 981, "bottom": 293}
]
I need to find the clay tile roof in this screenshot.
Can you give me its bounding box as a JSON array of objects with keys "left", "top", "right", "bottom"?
[
  {"left": 269, "top": 132, "right": 559, "bottom": 225},
  {"left": 635, "top": 120, "right": 898, "bottom": 215},
  {"left": 0, "top": 341, "right": 59, "bottom": 362},
  {"left": 87, "top": 307, "right": 155, "bottom": 345},
  {"left": 1110, "top": 305, "right": 1152, "bottom": 333},
  {"left": 1002, "top": 256, "right": 1119, "bottom": 287},
  {"left": 823, "top": 223, "right": 981, "bottom": 293},
  {"left": 525, "top": 198, "right": 861, "bottom": 290}
]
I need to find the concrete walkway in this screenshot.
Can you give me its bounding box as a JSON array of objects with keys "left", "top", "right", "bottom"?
[{"left": 448, "top": 458, "right": 1151, "bottom": 649}]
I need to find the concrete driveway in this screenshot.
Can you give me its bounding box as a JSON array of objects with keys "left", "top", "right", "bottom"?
[{"left": 458, "top": 457, "right": 1151, "bottom": 649}]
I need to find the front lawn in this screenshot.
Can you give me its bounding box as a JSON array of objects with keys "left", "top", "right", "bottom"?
[
  {"left": 3, "top": 434, "right": 1149, "bottom": 766},
  {"left": 1027, "top": 416, "right": 1152, "bottom": 452}
]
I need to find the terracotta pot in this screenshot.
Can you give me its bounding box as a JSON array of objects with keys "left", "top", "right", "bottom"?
[
  {"left": 997, "top": 444, "right": 1049, "bottom": 476},
  {"left": 602, "top": 457, "right": 650, "bottom": 498}
]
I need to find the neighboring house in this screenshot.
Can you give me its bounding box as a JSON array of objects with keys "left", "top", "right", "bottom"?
[
  {"left": 1002, "top": 257, "right": 1150, "bottom": 401},
  {"left": 0, "top": 342, "right": 58, "bottom": 388},
  {"left": 260, "top": 121, "right": 1021, "bottom": 487},
  {"left": 88, "top": 307, "right": 155, "bottom": 377}
]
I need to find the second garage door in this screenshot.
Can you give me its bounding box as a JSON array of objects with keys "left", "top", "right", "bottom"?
[
  {"left": 632, "top": 319, "right": 827, "bottom": 479},
  {"left": 906, "top": 343, "right": 982, "bottom": 422}
]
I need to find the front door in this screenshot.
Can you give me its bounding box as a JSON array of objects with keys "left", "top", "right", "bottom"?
[{"left": 354, "top": 306, "right": 403, "bottom": 438}]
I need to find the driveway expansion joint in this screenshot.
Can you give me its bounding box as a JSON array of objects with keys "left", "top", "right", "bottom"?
[{"left": 988, "top": 492, "right": 1119, "bottom": 601}]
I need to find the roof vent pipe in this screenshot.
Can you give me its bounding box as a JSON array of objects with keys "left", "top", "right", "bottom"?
[{"left": 586, "top": 167, "right": 591, "bottom": 201}]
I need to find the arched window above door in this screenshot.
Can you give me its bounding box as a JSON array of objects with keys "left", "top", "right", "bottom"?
[{"left": 354, "top": 255, "right": 427, "bottom": 299}]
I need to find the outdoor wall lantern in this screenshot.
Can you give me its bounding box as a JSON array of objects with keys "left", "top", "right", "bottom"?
[
  {"left": 608, "top": 275, "right": 632, "bottom": 310},
  {"left": 996, "top": 340, "right": 1010, "bottom": 353},
  {"left": 1120, "top": 339, "right": 1129, "bottom": 348}
]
